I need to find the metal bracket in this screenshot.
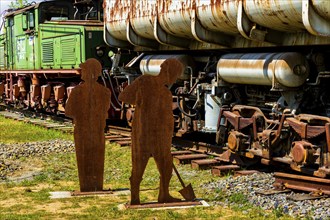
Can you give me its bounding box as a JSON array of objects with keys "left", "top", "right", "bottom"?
[
  {"left": 191, "top": 9, "right": 232, "bottom": 47},
  {"left": 237, "top": 0, "right": 254, "bottom": 40},
  {"left": 103, "top": 25, "right": 132, "bottom": 49},
  {"left": 237, "top": 0, "right": 283, "bottom": 45},
  {"left": 153, "top": 16, "right": 190, "bottom": 48},
  {"left": 302, "top": 0, "right": 330, "bottom": 37},
  {"left": 326, "top": 123, "right": 330, "bottom": 153},
  {"left": 127, "top": 20, "right": 158, "bottom": 49}
]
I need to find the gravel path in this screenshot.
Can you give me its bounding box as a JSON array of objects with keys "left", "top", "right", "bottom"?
[
  {"left": 202, "top": 172, "right": 330, "bottom": 220},
  {"left": 0, "top": 140, "right": 74, "bottom": 180}
]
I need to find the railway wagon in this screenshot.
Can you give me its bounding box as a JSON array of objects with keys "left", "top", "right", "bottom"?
[
  {"left": 0, "top": 0, "right": 114, "bottom": 115},
  {"left": 103, "top": 0, "right": 330, "bottom": 178}
]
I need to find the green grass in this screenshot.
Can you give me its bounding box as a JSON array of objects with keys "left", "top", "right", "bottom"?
[
  {"left": 0, "top": 115, "right": 72, "bottom": 143},
  {"left": 0, "top": 116, "right": 296, "bottom": 220}
]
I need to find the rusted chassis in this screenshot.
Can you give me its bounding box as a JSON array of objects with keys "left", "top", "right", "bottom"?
[
  {"left": 216, "top": 105, "right": 330, "bottom": 178},
  {"left": 0, "top": 69, "right": 81, "bottom": 114}
]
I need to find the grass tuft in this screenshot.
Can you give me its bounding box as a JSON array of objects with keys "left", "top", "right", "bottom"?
[{"left": 0, "top": 115, "right": 72, "bottom": 143}]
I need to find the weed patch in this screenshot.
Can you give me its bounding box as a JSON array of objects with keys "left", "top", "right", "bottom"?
[{"left": 0, "top": 115, "right": 72, "bottom": 143}]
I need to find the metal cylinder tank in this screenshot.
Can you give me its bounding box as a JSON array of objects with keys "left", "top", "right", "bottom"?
[
  {"left": 104, "top": 0, "right": 330, "bottom": 48},
  {"left": 104, "top": 0, "right": 130, "bottom": 41},
  {"left": 157, "top": 0, "right": 193, "bottom": 38},
  {"left": 312, "top": 0, "right": 330, "bottom": 20},
  {"left": 195, "top": 0, "right": 239, "bottom": 35},
  {"left": 139, "top": 55, "right": 193, "bottom": 80},
  {"left": 130, "top": 1, "right": 157, "bottom": 40},
  {"left": 243, "top": 0, "right": 304, "bottom": 32},
  {"left": 217, "top": 53, "right": 309, "bottom": 87}
]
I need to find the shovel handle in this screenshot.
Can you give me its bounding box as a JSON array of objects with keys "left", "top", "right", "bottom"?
[{"left": 172, "top": 163, "right": 186, "bottom": 187}]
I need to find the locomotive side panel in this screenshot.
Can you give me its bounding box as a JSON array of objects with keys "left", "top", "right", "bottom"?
[{"left": 39, "top": 24, "right": 85, "bottom": 70}]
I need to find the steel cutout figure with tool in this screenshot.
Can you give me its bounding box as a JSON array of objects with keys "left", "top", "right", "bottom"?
[{"left": 119, "top": 58, "right": 186, "bottom": 205}]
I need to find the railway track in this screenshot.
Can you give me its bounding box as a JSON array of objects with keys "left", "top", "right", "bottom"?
[
  {"left": 171, "top": 137, "right": 330, "bottom": 198},
  {"left": 1, "top": 108, "right": 329, "bottom": 198},
  {"left": 0, "top": 106, "right": 74, "bottom": 133},
  {"left": 274, "top": 172, "right": 330, "bottom": 196},
  {"left": 106, "top": 125, "right": 132, "bottom": 146},
  {"left": 0, "top": 107, "right": 132, "bottom": 145}
]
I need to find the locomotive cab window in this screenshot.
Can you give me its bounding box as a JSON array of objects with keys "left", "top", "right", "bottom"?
[
  {"left": 39, "top": 2, "right": 73, "bottom": 23},
  {"left": 7, "top": 17, "right": 14, "bottom": 28},
  {"left": 29, "top": 12, "right": 35, "bottom": 29}
]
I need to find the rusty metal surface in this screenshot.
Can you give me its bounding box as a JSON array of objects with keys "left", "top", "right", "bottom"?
[
  {"left": 130, "top": 0, "right": 157, "bottom": 39},
  {"left": 196, "top": 0, "right": 238, "bottom": 35},
  {"left": 114, "top": 140, "right": 132, "bottom": 146},
  {"left": 274, "top": 172, "right": 330, "bottom": 195},
  {"left": 211, "top": 165, "right": 240, "bottom": 176},
  {"left": 287, "top": 116, "right": 328, "bottom": 139},
  {"left": 291, "top": 141, "right": 310, "bottom": 164},
  {"left": 103, "top": 0, "right": 330, "bottom": 49},
  {"left": 173, "top": 163, "right": 196, "bottom": 201},
  {"left": 191, "top": 159, "right": 221, "bottom": 170},
  {"left": 223, "top": 111, "right": 253, "bottom": 130},
  {"left": 106, "top": 126, "right": 132, "bottom": 146},
  {"left": 4, "top": 4, "right": 38, "bottom": 17},
  {"left": 171, "top": 150, "right": 192, "bottom": 156},
  {"left": 157, "top": 0, "right": 193, "bottom": 38},
  {"left": 290, "top": 163, "right": 328, "bottom": 178},
  {"left": 172, "top": 137, "right": 225, "bottom": 156},
  {"left": 234, "top": 170, "right": 260, "bottom": 176},
  {"left": 108, "top": 129, "right": 131, "bottom": 137},
  {"left": 118, "top": 59, "right": 186, "bottom": 204},
  {"left": 243, "top": 0, "right": 304, "bottom": 32},
  {"left": 104, "top": 0, "right": 130, "bottom": 40},
  {"left": 326, "top": 123, "right": 330, "bottom": 153},
  {"left": 65, "top": 59, "right": 111, "bottom": 192},
  {"left": 108, "top": 125, "right": 132, "bottom": 132}
]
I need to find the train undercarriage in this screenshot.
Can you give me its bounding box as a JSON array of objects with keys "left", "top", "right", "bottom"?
[
  {"left": 0, "top": 71, "right": 80, "bottom": 114},
  {"left": 3, "top": 49, "right": 328, "bottom": 178},
  {"left": 112, "top": 49, "right": 330, "bottom": 179}
]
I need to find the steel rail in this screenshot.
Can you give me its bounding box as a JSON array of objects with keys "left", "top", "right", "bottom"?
[{"left": 274, "top": 172, "right": 330, "bottom": 195}]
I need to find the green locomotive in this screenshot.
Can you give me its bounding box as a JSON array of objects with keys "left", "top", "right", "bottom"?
[{"left": 0, "top": 0, "right": 112, "bottom": 113}]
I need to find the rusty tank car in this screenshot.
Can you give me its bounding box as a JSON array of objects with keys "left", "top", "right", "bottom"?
[{"left": 103, "top": 0, "right": 330, "bottom": 178}]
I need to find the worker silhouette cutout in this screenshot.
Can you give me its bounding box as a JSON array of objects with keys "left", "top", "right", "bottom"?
[
  {"left": 119, "top": 58, "right": 184, "bottom": 204},
  {"left": 65, "top": 58, "right": 111, "bottom": 192}
]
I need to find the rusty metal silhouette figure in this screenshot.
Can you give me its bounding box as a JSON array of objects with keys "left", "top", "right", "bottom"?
[
  {"left": 119, "top": 58, "right": 184, "bottom": 204},
  {"left": 65, "top": 58, "right": 111, "bottom": 192}
]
